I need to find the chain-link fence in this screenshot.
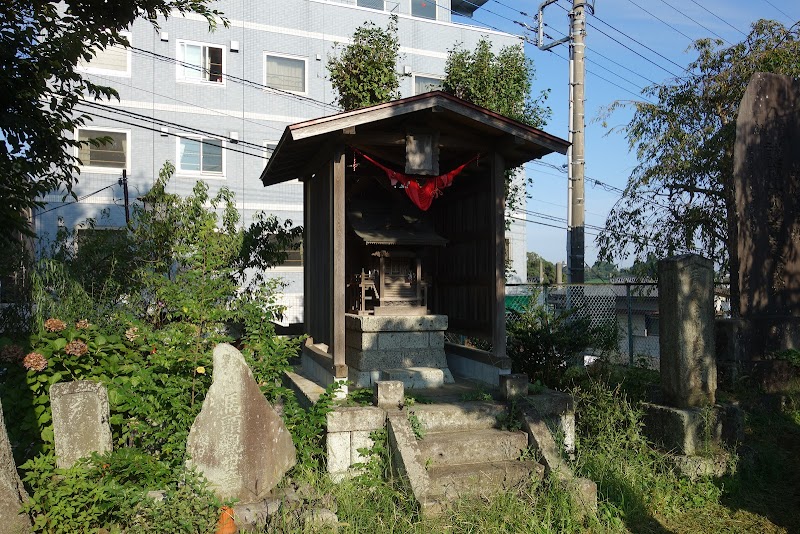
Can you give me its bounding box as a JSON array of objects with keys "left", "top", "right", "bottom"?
[{"left": 506, "top": 283, "right": 661, "bottom": 369}]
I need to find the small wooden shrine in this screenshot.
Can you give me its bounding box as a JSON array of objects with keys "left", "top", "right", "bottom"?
[{"left": 260, "top": 92, "right": 568, "bottom": 387}]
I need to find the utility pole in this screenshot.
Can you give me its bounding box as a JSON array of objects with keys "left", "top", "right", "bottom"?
[
  {"left": 119, "top": 169, "right": 130, "bottom": 224},
  {"left": 538, "top": 0, "right": 592, "bottom": 283}
]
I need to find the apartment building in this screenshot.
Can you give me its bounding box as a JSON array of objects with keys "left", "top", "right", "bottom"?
[{"left": 37, "top": 0, "right": 529, "bottom": 323}]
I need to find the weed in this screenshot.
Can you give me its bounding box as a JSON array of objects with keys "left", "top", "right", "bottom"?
[{"left": 407, "top": 411, "right": 425, "bottom": 440}]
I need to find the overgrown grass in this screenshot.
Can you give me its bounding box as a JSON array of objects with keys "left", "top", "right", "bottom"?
[{"left": 269, "top": 368, "right": 799, "bottom": 534}]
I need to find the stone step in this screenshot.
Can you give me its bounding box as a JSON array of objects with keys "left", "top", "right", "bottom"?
[
  {"left": 412, "top": 401, "right": 508, "bottom": 433},
  {"left": 418, "top": 429, "right": 529, "bottom": 467},
  {"left": 427, "top": 460, "right": 544, "bottom": 501},
  {"left": 381, "top": 367, "right": 454, "bottom": 389}
]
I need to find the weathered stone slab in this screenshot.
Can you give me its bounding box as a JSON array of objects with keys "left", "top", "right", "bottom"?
[
  {"left": 658, "top": 254, "right": 717, "bottom": 408},
  {"left": 734, "top": 72, "right": 800, "bottom": 358},
  {"left": 641, "top": 402, "right": 742, "bottom": 456},
  {"left": 326, "top": 406, "right": 386, "bottom": 433},
  {"left": 345, "top": 347, "right": 448, "bottom": 371},
  {"left": 0, "top": 399, "right": 30, "bottom": 533},
  {"left": 381, "top": 367, "right": 454, "bottom": 389},
  {"left": 187, "top": 343, "right": 296, "bottom": 503},
  {"left": 50, "top": 381, "right": 112, "bottom": 469},
  {"left": 345, "top": 314, "right": 448, "bottom": 333}
]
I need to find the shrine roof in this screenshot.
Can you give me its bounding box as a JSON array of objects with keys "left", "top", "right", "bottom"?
[{"left": 260, "top": 91, "right": 569, "bottom": 186}]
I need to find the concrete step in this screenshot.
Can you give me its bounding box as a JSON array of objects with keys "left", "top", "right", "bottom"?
[
  {"left": 381, "top": 367, "right": 454, "bottom": 389},
  {"left": 418, "top": 429, "right": 529, "bottom": 467},
  {"left": 427, "top": 460, "right": 544, "bottom": 501},
  {"left": 412, "top": 401, "right": 508, "bottom": 432}
]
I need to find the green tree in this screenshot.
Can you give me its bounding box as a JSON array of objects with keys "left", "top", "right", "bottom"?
[
  {"left": 526, "top": 251, "right": 556, "bottom": 283},
  {"left": 443, "top": 38, "right": 551, "bottom": 216},
  {"left": 327, "top": 16, "right": 405, "bottom": 111},
  {"left": 0, "top": 0, "right": 225, "bottom": 244},
  {"left": 597, "top": 20, "right": 800, "bottom": 309},
  {"left": 443, "top": 38, "right": 550, "bottom": 129}
]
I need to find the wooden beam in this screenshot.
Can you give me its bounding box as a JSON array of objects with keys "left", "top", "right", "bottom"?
[
  {"left": 331, "top": 145, "right": 348, "bottom": 379},
  {"left": 490, "top": 151, "right": 507, "bottom": 360}
]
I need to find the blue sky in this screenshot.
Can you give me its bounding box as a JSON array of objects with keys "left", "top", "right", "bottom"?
[{"left": 462, "top": 0, "right": 800, "bottom": 267}]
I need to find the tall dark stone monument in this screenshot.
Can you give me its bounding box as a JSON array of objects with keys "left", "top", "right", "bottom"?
[{"left": 734, "top": 72, "right": 800, "bottom": 359}]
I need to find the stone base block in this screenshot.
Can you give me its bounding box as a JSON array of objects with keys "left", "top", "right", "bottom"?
[
  {"left": 500, "top": 373, "right": 529, "bottom": 400},
  {"left": 673, "top": 450, "right": 735, "bottom": 481},
  {"left": 345, "top": 347, "right": 448, "bottom": 371},
  {"left": 374, "top": 381, "right": 404, "bottom": 410},
  {"left": 642, "top": 402, "right": 743, "bottom": 455},
  {"left": 381, "top": 367, "right": 454, "bottom": 389}
]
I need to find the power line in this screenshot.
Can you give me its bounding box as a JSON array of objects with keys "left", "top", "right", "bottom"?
[
  {"left": 553, "top": 1, "right": 682, "bottom": 77},
  {"left": 74, "top": 105, "right": 269, "bottom": 161},
  {"left": 761, "top": 0, "right": 796, "bottom": 24},
  {"left": 89, "top": 72, "right": 289, "bottom": 137},
  {"left": 686, "top": 0, "right": 748, "bottom": 37},
  {"left": 78, "top": 99, "right": 271, "bottom": 153},
  {"left": 588, "top": 12, "right": 691, "bottom": 72},
  {"left": 656, "top": 0, "right": 733, "bottom": 46},
  {"left": 546, "top": 49, "right": 652, "bottom": 103},
  {"left": 128, "top": 46, "right": 340, "bottom": 113},
  {"left": 622, "top": 0, "right": 695, "bottom": 42},
  {"left": 34, "top": 185, "right": 116, "bottom": 217}
]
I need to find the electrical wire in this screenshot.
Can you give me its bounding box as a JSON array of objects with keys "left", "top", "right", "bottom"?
[
  {"left": 552, "top": 1, "right": 682, "bottom": 77},
  {"left": 546, "top": 49, "right": 653, "bottom": 103},
  {"left": 622, "top": 0, "right": 695, "bottom": 42},
  {"left": 686, "top": 0, "right": 748, "bottom": 37},
  {"left": 78, "top": 99, "right": 271, "bottom": 153},
  {"left": 34, "top": 185, "right": 116, "bottom": 217},
  {"left": 761, "top": 0, "right": 796, "bottom": 24},
  {"left": 88, "top": 72, "right": 289, "bottom": 136},
  {"left": 656, "top": 0, "right": 732, "bottom": 45},
  {"left": 129, "top": 46, "right": 340, "bottom": 113},
  {"left": 74, "top": 106, "right": 269, "bottom": 161}
]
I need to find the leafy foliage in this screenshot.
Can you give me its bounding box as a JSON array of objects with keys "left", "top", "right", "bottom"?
[
  {"left": 20, "top": 450, "right": 221, "bottom": 533},
  {"left": 443, "top": 38, "right": 550, "bottom": 129},
  {"left": 507, "top": 300, "right": 617, "bottom": 386},
  {"left": 327, "top": 15, "right": 406, "bottom": 111},
  {"left": 0, "top": 0, "right": 225, "bottom": 243},
  {"left": 598, "top": 20, "right": 800, "bottom": 301},
  {"left": 527, "top": 251, "right": 558, "bottom": 283},
  {"left": 442, "top": 37, "right": 551, "bottom": 218}
]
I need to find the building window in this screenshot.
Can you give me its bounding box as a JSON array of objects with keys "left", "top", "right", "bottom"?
[
  {"left": 76, "top": 128, "right": 129, "bottom": 171},
  {"left": 357, "top": 0, "right": 384, "bottom": 8},
  {"left": 414, "top": 75, "right": 443, "bottom": 95},
  {"left": 78, "top": 32, "right": 131, "bottom": 77},
  {"left": 177, "top": 41, "right": 224, "bottom": 84},
  {"left": 177, "top": 136, "right": 224, "bottom": 175},
  {"left": 281, "top": 242, "right": 303, "bottom": 267},
  {"left": 411, "top": 0, "right": 436, "bottom": 19},
  {"left": 264, "top": 54, "right": 306, "bottom": 93}
]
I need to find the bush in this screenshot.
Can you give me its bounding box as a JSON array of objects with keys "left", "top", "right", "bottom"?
[
  {"left": 21, "top": 449, "right": 222, "bottom": 533},
  {"left": 507, "top": 302, "right": 617, "bottom": 387}
]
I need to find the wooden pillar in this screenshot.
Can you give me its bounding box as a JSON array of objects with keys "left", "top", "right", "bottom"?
[
  {"left": 331, "top": 145, "right": 348, "bottom": 378},
  {"left": 490, "top": 151, "right": 506, "bottom": 359},
  {"left": 303, "top": 177, "right": 311, "bottom": 338}
]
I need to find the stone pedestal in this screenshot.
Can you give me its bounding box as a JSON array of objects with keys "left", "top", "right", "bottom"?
[
  {"left": 658, "top": 254, "right": 717, "bottom": 408},
  {"left": 50, "top": 381, "right": 112, "bottom": 469},
  {"left": 345, "top": 314, "right": 453, "bottom": 388},
  {"left": 326, "top": 407, "right": 386, "bottom": 480}
]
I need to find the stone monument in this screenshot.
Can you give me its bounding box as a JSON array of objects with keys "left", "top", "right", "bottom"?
[
  {"left": 186, "top": 343, "right": 296, "bottom": 503},
  {"left": 50, "top": 381, "right": 113, "bottom": 469},
  {"left": 658, "top": 254, "right": 716, "bottom": 408},
  {"left": 734, "top": 72, "right": 800, "bottom": 360}
]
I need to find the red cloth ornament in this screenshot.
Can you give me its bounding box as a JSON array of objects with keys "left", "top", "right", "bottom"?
[{"left": 353, "top": 148, "right": 479, "bottom": 211}]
